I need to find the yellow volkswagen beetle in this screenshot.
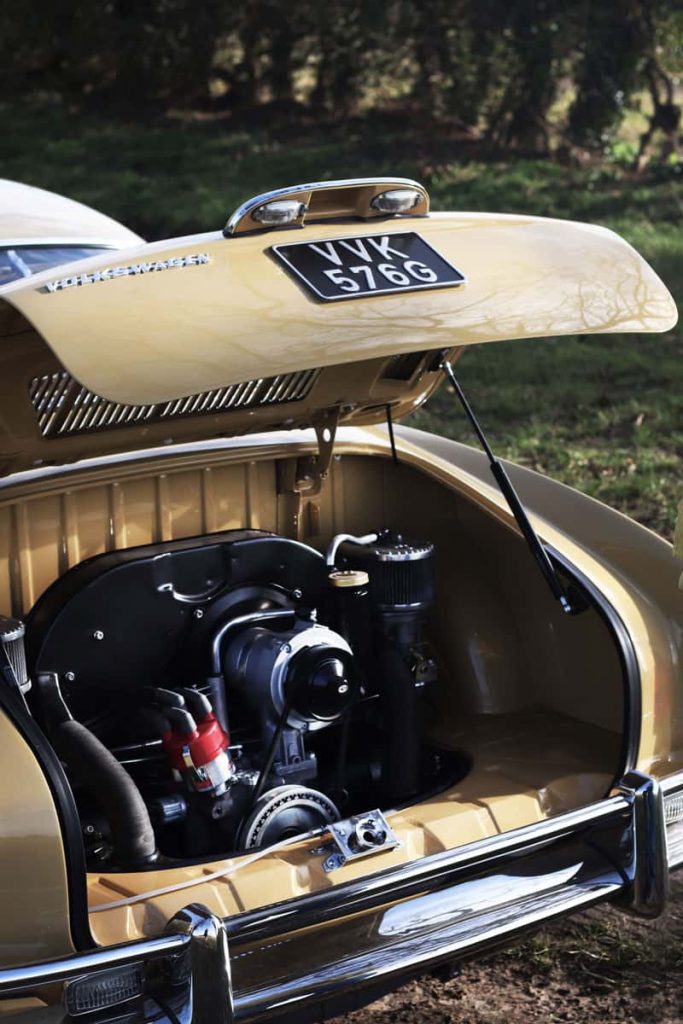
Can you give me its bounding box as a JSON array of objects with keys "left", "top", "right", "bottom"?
[{"left": 0, "top": 178, "right": 679, "bottom": 1023}]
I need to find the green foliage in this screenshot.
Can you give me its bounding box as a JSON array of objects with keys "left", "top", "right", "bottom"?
[
  {"left": 0, "top": 1, "right": 680, "bottom": 155},
  {"left": 566, "top": 0, "right": 645, "bottom": 150}
]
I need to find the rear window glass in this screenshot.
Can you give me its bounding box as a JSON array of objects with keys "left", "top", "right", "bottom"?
[{"left": 0, "top": 245, "right": 109, "bottom": 287}]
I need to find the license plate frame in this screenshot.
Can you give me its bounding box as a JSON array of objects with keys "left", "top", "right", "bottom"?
[{"left": 271, "top": 231, "right": 465, "bottom": 302}]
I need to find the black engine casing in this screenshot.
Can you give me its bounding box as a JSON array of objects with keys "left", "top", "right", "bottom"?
[{"left": 27, "top": 530, "right": 327, "bottom": 726}]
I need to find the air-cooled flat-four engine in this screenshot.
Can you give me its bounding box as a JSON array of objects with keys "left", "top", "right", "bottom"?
[{"left": 19, "top": 528, "right": 462, "bottom": 869}]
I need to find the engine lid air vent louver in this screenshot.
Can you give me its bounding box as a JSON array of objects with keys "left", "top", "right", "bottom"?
[{"left": 29, "top": 368, "right": 319, "bottom": 438}]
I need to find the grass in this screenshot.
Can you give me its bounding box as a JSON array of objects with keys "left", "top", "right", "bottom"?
[{"left": 0, "top": 101, "right": 680, "bottom": 538}]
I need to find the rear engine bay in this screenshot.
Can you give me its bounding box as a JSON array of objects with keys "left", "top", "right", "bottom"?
[
  {"left": 22, "top": 526, "right": 465, "bottom": 868},
  {"left": 0, "top": 451, "right": 628, "bottom": 923}
]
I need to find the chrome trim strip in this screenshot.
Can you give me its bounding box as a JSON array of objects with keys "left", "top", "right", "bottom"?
[
  {"left": 659, "top": 769, "right": 683, "bottom": 795},
  {"left": 224, "top": 177, "right": 428, "bottom": 236},
  {"left": 0, "top": 933, "right": 187, "bottom": 994},
  {"left": 0, "top": 240, "right": 123, "bottom": 250},
  {"left": 234, "top": 876, "right": 621, "bottom": 1021}
]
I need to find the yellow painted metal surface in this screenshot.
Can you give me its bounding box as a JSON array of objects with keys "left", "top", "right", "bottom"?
[
  {"left": 0, "top": 456, "right": 279, "bottom": 616},
  {"left": 88, "top": 709, "right": 619, "bottom": 945},
  {"left": 0, "top": 182, "right": 675, "bottom": 960},
  {"left": 0, "top": 179, "right": 142, "bottom": 247},
  {"left": 2, "top": 212, "right": 676, "bottom": 406},
  {"left": 391, "top": 426, "right": 683, "bottom": 779},
  {"left": 0, "top": 711, "right": 74, "bottom": 965}
]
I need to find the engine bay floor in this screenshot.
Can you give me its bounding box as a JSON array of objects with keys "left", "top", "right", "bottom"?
[{"left": 86, "top": 708, "right": 620, "bottom": 946}]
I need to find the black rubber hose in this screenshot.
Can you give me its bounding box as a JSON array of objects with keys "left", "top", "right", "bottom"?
[
  {"left": 206, "top": 674, "right": 230, "bottom": 735},
  {"left": 53, "top": 719, "right": 157, "bottom": 867},
  {"left": 208, "top": 609, "right": 296, "bottom": 734},
  {"left": 377, "top": 645, "right": 421, "bottom": 802}
]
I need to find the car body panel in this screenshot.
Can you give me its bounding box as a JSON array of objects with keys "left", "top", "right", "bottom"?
[
  {"left": 0, "top": 311, "right": 450, "bottom": 476},
  {"left": 0, "top": 709, "right": 74, "bottom": 965},
  {"left": 393, "top": 426, "right": 682, "bottom": 778},
  {"left": 0, "top": 180, "right": 142, "bottom": 250},
  {"left": 0, "top": 212, "right": 675, "bottom": 411},
  {"left": 0, "top": 436, "right": 679, "bottom": 1014}
]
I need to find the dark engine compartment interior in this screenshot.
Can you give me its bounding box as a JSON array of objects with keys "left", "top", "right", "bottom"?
[{"left": 23, "top": 527, "right": 466, "bottom": 870}]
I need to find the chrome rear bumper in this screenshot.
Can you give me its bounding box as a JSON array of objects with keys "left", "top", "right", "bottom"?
[{"left": 1, "top": 769, "right": 682, "bottom": 1023}]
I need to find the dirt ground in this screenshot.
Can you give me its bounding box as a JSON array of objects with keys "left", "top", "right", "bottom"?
[{"left": 334, "top": 873, "right": 683, "bottom": 1024}]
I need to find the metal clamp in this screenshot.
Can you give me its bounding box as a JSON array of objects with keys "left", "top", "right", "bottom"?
[{"left": 313, "top": 809, "right": 400, "bottom": 872}]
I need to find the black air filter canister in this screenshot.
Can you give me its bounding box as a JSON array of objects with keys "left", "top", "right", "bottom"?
[
  {"left": 338, "top": 531, "right": 435, "bottom": 803},
  {"left": 0, "top": 615, "right": 30, "bottom": 693},
  {"left": 337, "top": 534, "right": 435, "bottom": 612}
]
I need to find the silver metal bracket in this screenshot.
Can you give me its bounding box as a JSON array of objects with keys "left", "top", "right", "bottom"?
[
  {"left": 277, "top": 408, "right": 340, "bottom": 540},
  {"left": 295, "top": 408, "right": 339, "bottom": 499},
  {"left": 312, "top": 809, "right": 400, "bottom": 873}
]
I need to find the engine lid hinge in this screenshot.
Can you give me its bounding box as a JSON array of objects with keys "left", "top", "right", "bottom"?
[
  {"left": 279, "top": 408, "right": 339, "bottom": 498},
  {"left": 305, "top": 408, "right": 339, "bottom": 498},
  {"left": 277, "top": 408, "right": 339, "bottom": 539}
]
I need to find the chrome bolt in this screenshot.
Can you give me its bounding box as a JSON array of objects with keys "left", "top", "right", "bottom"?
[
  {"left": 65, "top": 671, "right": 75, "bottom": 682},
  {"left": 193, "top": 608, "right": 204, "bottom": 619},
  {"left": 93, "top": 630, "right": 105, "bottom": 641},
  {"left": 292, "top": 588, "right": 303, "bottom": 600},
  {"left": 282, "top": 643, "right": 292, "bottom": 654},
  {"left": 338, "top": 683, "right": 349, "bottom": 694}
]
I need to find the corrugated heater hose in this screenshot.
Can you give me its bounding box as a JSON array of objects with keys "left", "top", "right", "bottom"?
[{"left": 53, "top": 719, "right": 158, "bottom": 868}]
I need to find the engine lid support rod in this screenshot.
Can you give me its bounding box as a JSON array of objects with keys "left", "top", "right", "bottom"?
[{"left": 439, "top": 358, "right": 585, "bottom": 615}]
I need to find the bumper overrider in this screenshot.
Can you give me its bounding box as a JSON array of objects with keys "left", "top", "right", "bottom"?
[{"left": 1, "top": 769, "right": 682, "bottom": 1023}]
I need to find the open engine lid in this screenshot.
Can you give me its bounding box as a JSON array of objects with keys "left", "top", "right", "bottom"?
[{"left": 0, "top": 178, "right": 676, "bottom": 476}]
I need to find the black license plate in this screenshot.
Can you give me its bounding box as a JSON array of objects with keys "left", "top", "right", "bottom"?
[{"left": 271, "top": 231, "right": 465, "bottom": 302}]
